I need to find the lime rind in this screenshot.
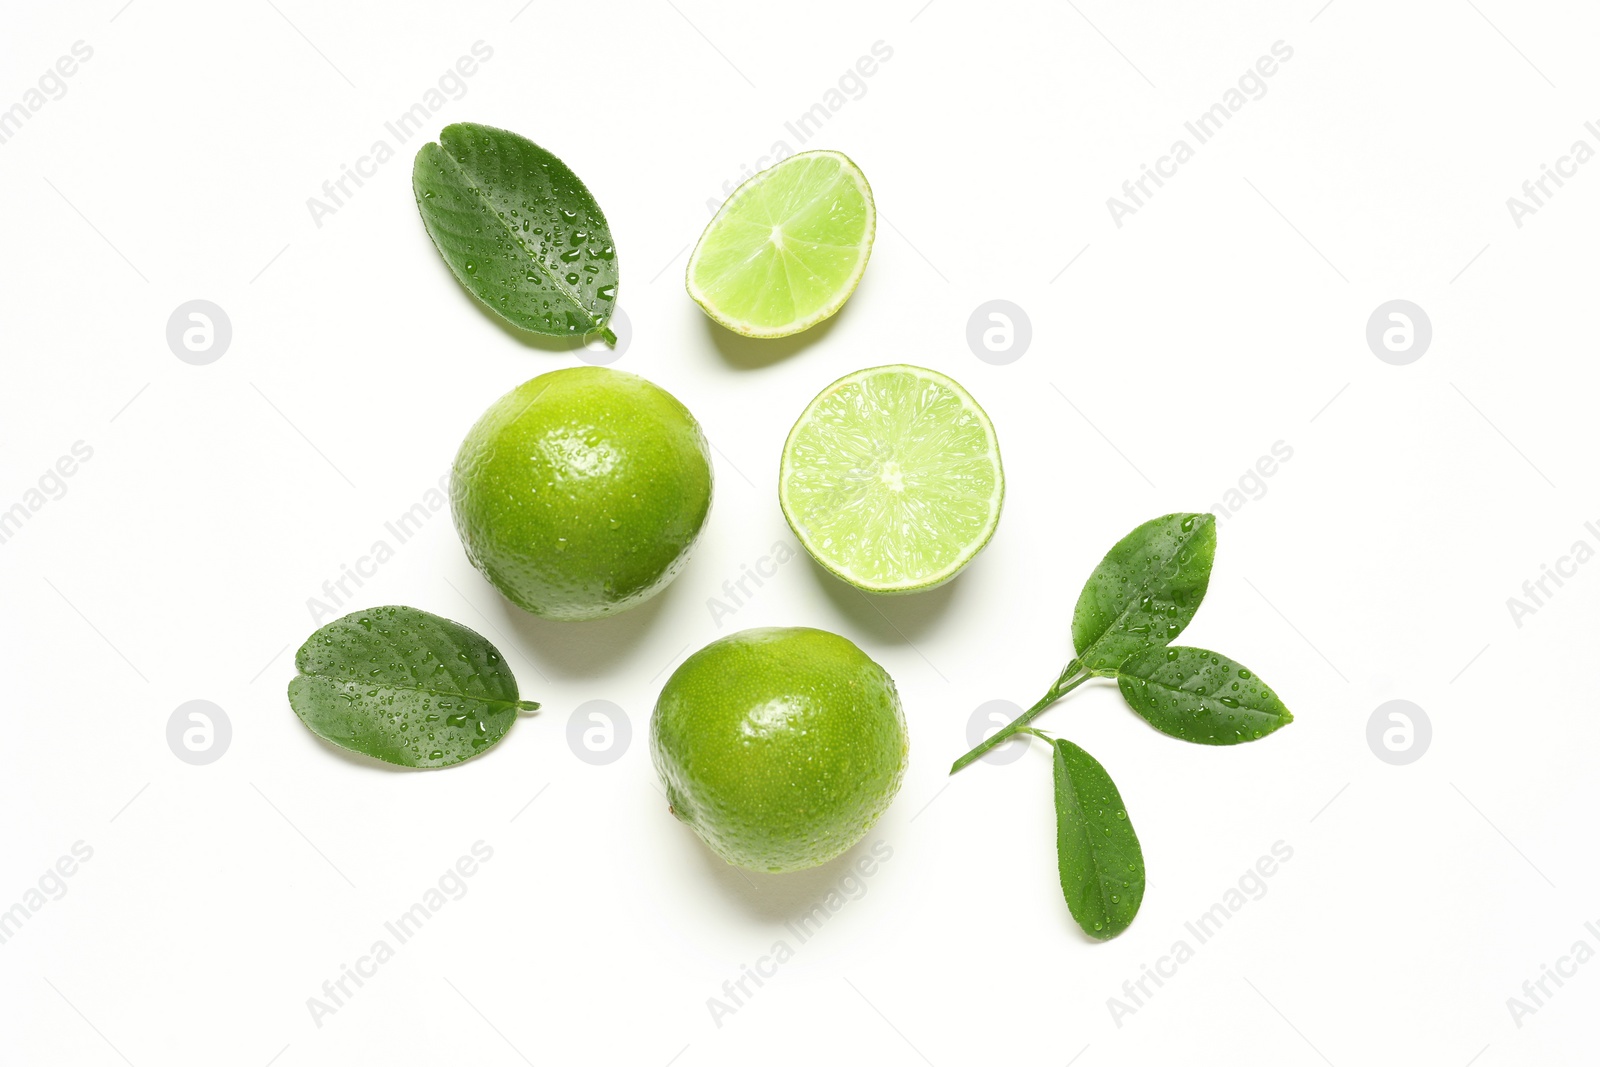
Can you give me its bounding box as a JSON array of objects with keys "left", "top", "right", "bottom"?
[
  {"left": 650, "top": 626, "right": 908, "bottom": 872},
  {"left": 686, "top": 150, "right": 875, "bottom": 338},
  {"left": 779, "top": 365, "right": 1004, "bottom": 594},
  {"left": 451, "top": 368, "right": 714, "bottom": 620}
]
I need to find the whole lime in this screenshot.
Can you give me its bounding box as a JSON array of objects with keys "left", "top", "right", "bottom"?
[
  {"left": 651, "top": 627, "right": 907, "bottom": 873},
  {"left": 451, "top": 367, "right": 713, "bottom": 620}
]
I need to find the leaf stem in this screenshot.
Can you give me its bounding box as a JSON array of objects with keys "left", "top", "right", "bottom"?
[
  {"left": 948, "top": 663, "right": 1092, "bottom": 775},
  {"left": 516, "top": 700, "right": 541, "bottom": 713}
]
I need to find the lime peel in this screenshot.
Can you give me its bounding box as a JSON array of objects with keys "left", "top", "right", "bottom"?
[{"left": 651, "top": 626, "right": 907, "bottom": 873}]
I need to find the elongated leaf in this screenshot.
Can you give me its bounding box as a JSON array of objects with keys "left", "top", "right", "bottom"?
[
  {"left": 1117, "top": 646, "right": 1293, "bottom": 744},
  {"left": 413, "top": 123, "right": 619, "bottom": 341},
  {"left": 1071, "top": 512, "right": 1215, "bottom": 674},
  {"left": 1053, "top": 739, "right": 1144, "bottom": 939},
  {"left": 287, "top": 605, "right": 536, "bottom": 768}
]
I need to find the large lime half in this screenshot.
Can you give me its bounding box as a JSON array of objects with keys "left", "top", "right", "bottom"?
[
  {"left": 686, "top": 150, "right": 874, "bottom": 338},
  {"left": 451, "top": 367, "right": 713, "bottom": 620},
  {"left": 779, "top": 365, "right": 1004, "bottom": 593},
  {"left": 651, "top": 627, "right": 907, "bottom": 873}
]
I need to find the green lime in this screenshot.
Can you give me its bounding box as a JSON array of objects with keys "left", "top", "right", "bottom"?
[
  {"left": 451, "top": 367, "right": 713, "bottom": 620},
  {"left": 651, "top": 627, "right": 907, "bottom": 873},
  {"left": 686, "top": 150, "right": 874, "bottom": 338},
  {"left": 779, "top": 364, "right": 1004, "bottom": 594}
]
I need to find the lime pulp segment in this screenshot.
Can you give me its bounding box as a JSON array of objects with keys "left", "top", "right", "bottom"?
[
  {"left": 686, "top": 150, "right": 874, "bottom": 338},
  {"left": 779, "top": 365, "right": 1004, "bottom": 593}
]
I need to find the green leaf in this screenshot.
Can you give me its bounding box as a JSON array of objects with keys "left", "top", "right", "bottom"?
[
  {"left": 287, "top": 605, "right": 537, "bottom": 769},
  {"left": 412, "top": 123, "right": 619, "bottom": 341},
  {"left": 1117, "top": 646, "right": 1293, "bottom": 745},
  {"left": 1053, "top": 739, "right": 1144, "bottom": 940},
  {"left": 1071, "top": 512, "right": 1215, "bottom": 675}
]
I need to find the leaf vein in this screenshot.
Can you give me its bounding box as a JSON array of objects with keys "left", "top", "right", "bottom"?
[
  {"left": 1080, "top": 517, "right": 1211, "bottom": 668},
  {"left": 431, "top": 144, "right": 601, "bottom": 332}
]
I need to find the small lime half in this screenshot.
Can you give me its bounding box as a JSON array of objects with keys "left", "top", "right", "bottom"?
[
  {"left": 686, "top": 150, "right": 874, "bottom": 338},
  {"left": 779, "top": 365, "right": 1004, "bottom": 593}
]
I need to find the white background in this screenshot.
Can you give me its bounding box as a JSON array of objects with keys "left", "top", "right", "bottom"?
[{"left": 1, "top": 1, "right": 1595, "bottom": 1064}]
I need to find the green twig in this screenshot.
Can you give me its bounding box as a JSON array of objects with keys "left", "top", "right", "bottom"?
[{"left": 949, "top": 663, "right": 1092, "bottom": 774}]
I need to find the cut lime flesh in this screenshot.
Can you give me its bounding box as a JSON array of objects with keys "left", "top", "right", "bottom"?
[
  {"left": 687, "top": 150, "right": 874, "bottom": 338},
  {"left": 779, "top": 365, "right": 1004, "bottom": 593}
]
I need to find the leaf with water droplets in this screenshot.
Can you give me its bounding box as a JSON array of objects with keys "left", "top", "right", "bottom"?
[
  {"left": 1070, "top": 512, "right": 1215, "bottom": 675},
  {"left": 287, "top": 605, "right": 538, "bottom": 768},
  {"left": 1117, "top": 646, "right": 1292, "bottom": 745},
  {"left": 1053, "top": 739, "right": 1144, "bottom": 940},
  {"left": 412, "top": 123, "right": 619, "bottom": 343}
]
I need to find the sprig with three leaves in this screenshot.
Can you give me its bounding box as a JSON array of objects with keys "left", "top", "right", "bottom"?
[{"left": 948, "top": 513, "right": 1294, "bottom": 940}]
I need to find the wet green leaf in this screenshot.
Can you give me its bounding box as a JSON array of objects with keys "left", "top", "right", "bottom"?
[
  {"left": 1117, "top": 646, "right": 1293, "bottom": 745},
  {"left": 287, "top": 605, "right": 536, "bottom": 768},
  {"left": 1053, "top": 739, "right": 1144, "bottom": 940},
  {"left": 1071, "top": 512, "right": 1215, "bottom": 675},
  {"left": 413, "top": 123, "right": 619, "bottom": 342}
]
